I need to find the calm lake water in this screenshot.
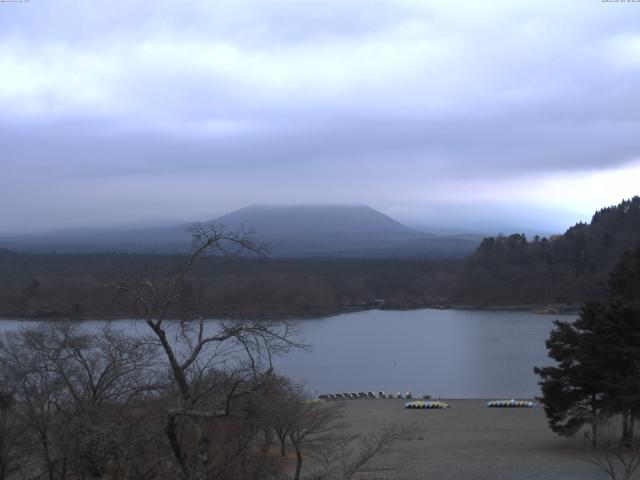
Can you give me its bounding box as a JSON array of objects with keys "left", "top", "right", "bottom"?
[{"left": 0, "top": 309, "right": 573, "bottom": 399}]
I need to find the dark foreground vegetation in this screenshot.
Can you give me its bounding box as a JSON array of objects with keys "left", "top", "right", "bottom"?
[
  {"left": 0, "top": 225, "right": 405, "bottom": 480},
  {"left": 535, "top": 244, "right": 640, "bottom": 479},
  {"left": 1, "top": 197, "right": 639, "bottom": 319},
  {"left": 0, "top": 322, "right": 405, "bottom": 480}
]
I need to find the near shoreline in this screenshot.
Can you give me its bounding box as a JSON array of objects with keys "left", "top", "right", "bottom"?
[{"left": 339, "top": 398, "right": 599, "bottom": 479}]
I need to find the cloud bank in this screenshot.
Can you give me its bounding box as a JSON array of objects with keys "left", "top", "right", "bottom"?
[{"left": 1, "top": 0, "right": 639, "bottom": 234}]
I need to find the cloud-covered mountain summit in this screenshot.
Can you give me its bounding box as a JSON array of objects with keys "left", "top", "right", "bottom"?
[
  {"left": 1, "top": 1, "right": 639, "bottom": 234},
  {"left": 0, "top": 205, "right": 478, "bottom": 257}
]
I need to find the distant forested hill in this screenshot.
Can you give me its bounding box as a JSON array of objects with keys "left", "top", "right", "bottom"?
[
  {"left": 454, "top": 196, "right": 640, "bottom": 307},
  {"left": 0, "top": 198, "right": 639, "bottom": 319}
]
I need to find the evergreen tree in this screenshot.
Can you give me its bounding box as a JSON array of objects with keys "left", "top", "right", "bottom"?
[
  {"left": 601, "top": 249, "right": 640, "bottom": 444},
  {"left": 534, "top": 302, "right": 609, "bottom": 445},
  {"left": 536, "top": 244, "right": 640, "bottom": 445},
  {"left": 598, "top": 302, "right": 640, "bottom": 444},
  {"left": 609, "top": 245, "right": 640, "bottom": 307}
]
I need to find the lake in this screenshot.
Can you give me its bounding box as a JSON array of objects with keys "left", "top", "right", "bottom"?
[{"left": 0, "top": 308, "right": 572, "bottom": 399}]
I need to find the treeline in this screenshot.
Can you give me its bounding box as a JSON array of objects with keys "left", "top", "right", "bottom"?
[
  {"left": 456, "top": 196, "right": 640, "bottom": 307},
  {"left": 1, "top": 197, "right": 639, "bottom": 318},
  {"left": 0, "top": 253, "right": 460, "bottom": 319}
]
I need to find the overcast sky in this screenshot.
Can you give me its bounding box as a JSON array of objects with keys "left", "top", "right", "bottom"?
[{"left": 1, "top": 0, "right": 639, "bottom": 235}]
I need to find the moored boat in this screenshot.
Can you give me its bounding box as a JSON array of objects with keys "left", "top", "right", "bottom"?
[
  {"left": 486, "top": 399, "right": 536, "bottom": 408},
  {"left": 405, "top": 400, "right": 449, "bottom": 409}
]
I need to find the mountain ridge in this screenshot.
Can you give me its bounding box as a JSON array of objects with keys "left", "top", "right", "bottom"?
[
  {"left": 0, "top": 204, "right": 478, "bottom": 258},
  {"left": 215, "top": 204, "right": 422, "bottom": 237}
]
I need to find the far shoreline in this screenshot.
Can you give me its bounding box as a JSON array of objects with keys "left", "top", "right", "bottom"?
[{"left": 0, "top": 304, "right": 580, "bottom": 322}]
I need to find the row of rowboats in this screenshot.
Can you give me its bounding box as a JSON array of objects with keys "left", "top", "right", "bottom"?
[
  {"left": 318, "top": 391, "right": 430, "bottom": 401},
  {"left": 404, "top": 399, "right": 537, "bottom": 409}
]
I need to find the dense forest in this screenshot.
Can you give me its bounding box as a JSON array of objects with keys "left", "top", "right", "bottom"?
[
  {"left": 0, "top": 197, "right": 639, "bottom": 319},
  {"left": 0, "top": 252, "right": 459, "bottom": 318},
  {"left": 458, "top": 196, "right": 640, "bottom": 308}
]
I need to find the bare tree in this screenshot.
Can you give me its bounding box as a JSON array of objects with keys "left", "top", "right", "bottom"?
[
  {"left": 47, "top": 323, "right": 160, "bottom": 478},
  {"left": 0, "top": 322, "right": 162, "bottom": 480},
  {"left": 308, "top": 427, "right": 410, "bottom": 480},
  {"left": 585, "top": 420, "right": 640, "bottom": 480},
  {"left": 258, "top": 374, "right": 301, "bottom": 458},
  {"left": 1, "top": 327, "right": 69, "bottom": 480},
  {"left": 109, "top": 222, "right": 306, "bottom": 480},
  {"left": 260, "top": 378, "right": 408, "bottom": 480},
  {"left": 0, "top": 390, "right": 22, "bottom": 480},
  {"left": 288, "top": 399, "right": 343, "bottom": 480},
  {"left": 0, "top": 222, "right": 400, "bottom": 480}
]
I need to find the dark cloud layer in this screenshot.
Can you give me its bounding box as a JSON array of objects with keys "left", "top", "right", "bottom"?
[{"left": 1, "top": 0, "right": 639, "bottom": 234}]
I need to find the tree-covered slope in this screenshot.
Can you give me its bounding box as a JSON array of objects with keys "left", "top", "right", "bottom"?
[{"left": 455, "top": 196, "right": 640, "bottom": 307}]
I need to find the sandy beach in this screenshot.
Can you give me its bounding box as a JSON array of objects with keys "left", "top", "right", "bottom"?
[{"left": 338, "top": 399, "right": 604, "bottom": 480}]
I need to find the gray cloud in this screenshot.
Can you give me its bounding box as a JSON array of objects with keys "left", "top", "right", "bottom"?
[{"left": 1, "top": 0, "right": 639, "bottom": 234}]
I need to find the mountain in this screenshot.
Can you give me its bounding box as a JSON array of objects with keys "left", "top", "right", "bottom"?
[
  {"left": 213, "top": 205, "right": 474, "bottom": 257},
  {"left": 0, "top": 205, "right": 480, "bottom": 258},
  {"left": 216, "top": 205, "right": 418, "bottom": 238}
]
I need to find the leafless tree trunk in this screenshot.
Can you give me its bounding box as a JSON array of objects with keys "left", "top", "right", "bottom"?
[
  {"left": 287, "top": 399, "right": 342, "bottom": 480},
  {"left": 294, "top": 443, "right": 303, "bottom": 480},
  {"left": 109, "top": 222, "right": 305, "bottom": 480}
]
